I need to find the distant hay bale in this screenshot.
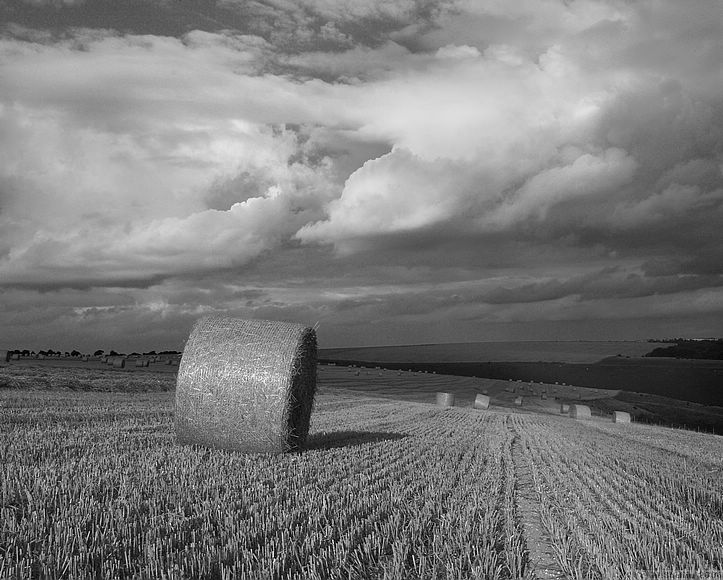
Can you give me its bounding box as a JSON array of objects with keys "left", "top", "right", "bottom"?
[
  {"left": 0, "top": 350, "right": 8, "bottom": 363},
  {"left": 514, "top": 396, "right": 523, "bottom": 406},
  {"left": 166, "top": 359, "right": 174, "bottom": 366},
  {"left": 135, "top": 359, "right": 150, "bottom": 367},
  {"left": 570, "top": 404, "right": 591, "bottom": 419},
  {"left": 11, "top": 353, "right": 20, "bottom": 360},
  {"left": 560, "top": 403, "right": 570, "bottom": 414},
  {"left": 112, "top": 358, "right": 126, "bottom": 368},
  {"left": 473, "top": 393, "right": 490, "bottom": 410},
  {"left": 613, "top": 411, "right": 631, "bottom": 423},
  {"left": 436, "top": 392, "right": 455, "bottom": 407},
  {"left": 175, "top": 316, "right": 317, "bottom": 454},
  {"left": 541, "top": 393, "right": 547, "bottom": 400}
]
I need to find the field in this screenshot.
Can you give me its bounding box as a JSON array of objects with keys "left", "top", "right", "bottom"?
[
  {"left": 320, "top": 342, "right": 723, "bottom": 413},
  {"left": 320, "top": 341, "right": 667, "bottom": 364},
  {"left": 1, "top": 362, "right": 723, "bottom": 579}
]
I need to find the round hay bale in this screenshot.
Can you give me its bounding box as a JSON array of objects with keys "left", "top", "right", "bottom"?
[
  {"left": 166, "top": 359, "right": 174, "bottom": 366},
  {"left": 560, "top": 403, "right": 570, "bottom": 414},
  {"left": 11, "top": 353, "right": 20, "bottom": 360},
  {"left": 570, "top": 404, "right": 591, "bottom": 419},
  {"left": 436, "top": 392, "right": 455, "bottom": 407},
  {"left": 613, "top": 411, "right": 631, "bottom": 423},
  {"left": 112, "top": 358, "right": 126, "bottom": 368},
  {"left": 473, "top": 393, "right": 490, "bottom": 410},
  {"left": 514, "top": 396, "right": 523, "bottom": 406},
  {"left": 176, "top": 316, "right": 317, "bottom": 454},
  {"left": 0, "top": 350, "right": 8, "bottom": 363},
  {"left": 135, "top": 359, "right": 150, "bottom": 367}
]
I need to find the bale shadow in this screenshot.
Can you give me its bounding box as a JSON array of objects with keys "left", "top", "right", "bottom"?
[{"left": 305, "top": 430, "right": 408, "bottom": 451}]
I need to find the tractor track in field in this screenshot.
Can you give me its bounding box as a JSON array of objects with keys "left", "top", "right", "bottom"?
[{"left": 507, "top": 416, "right": 568, "bottom": 580}]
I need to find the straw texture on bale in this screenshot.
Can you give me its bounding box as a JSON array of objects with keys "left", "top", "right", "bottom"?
[
  {"left": 436, "top": 392, "right": 455, "bottom": 407},
  {"left": 613, "top": 411, "right": 631, "bottom": 423},
  {"left": 112, "top": 358, "right": 126, "bottom": 368},
  {"left": 560, "top": 403, "right": 570, "bottom": 414},
  {"left": 570, "top": 404, "right": 591, "bottom": 419},
  {"left": 514, "top": 396, "right": 523, "bottom": 406},
  {"left": 135, "top": 359, "right": 150, "bottom": 367},
  {"left": 473, "top": 394, "right": 490, "bottom": 410},
  {"left": 176, "top": 316, "right": 317, "bottom": 454}
]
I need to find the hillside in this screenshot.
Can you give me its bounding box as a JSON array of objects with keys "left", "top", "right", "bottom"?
[
  {"left": 320, "top": 342, "right": 723, "bottom": 408},
  {"left": 321, "top": 340, "right": 663, "bottom": 364}
]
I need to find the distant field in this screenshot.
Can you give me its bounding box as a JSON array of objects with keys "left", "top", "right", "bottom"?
[
  {"left": 321, "top": 340, "right": 668, "bottom": 364},
  {"left": 1, "top": 365, "right": 722, "bottom": 579},
  {"left": 321, "top": 342, "right": 723, "bottom": 409}
]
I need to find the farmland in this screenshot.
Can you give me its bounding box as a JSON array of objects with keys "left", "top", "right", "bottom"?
[
  {"left": 320, "top": 341, "right": 723, "bottom": 409},
  {"left": 320, "top": 341, "right": 667, "bottom": 364},
  {"left": 1, "top": 363, "right": 722, "bottom": 579}
]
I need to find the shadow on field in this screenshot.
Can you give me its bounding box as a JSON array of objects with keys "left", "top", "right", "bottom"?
[{"left": 306, "top": 430, "right": 408, "bottom": 451}]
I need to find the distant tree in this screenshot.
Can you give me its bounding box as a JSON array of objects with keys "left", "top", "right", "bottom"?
[
  {"left": 71, "top": 350, "right": 81, "bottom": 357},
  {"left": 46, "top": 349, "right": 55, "bottom": 356},
  {"left": 21, "top": 350, "right": 30, "bottom": 357},
  {"left": 130, "top": 352, "right": 140, "bottom": 357},
  {"left": 94, "top": 350, "right": 104, "bottom": 356},
  {"left": 109, "top": 350, "right": 119, "bottom": 357},
  {"left": 144, "top": 350, "right": 157, "bottom": 356}
]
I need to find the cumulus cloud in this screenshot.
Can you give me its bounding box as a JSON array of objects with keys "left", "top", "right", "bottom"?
[{"left": 0, "top": 30, "right": 341, "bottom": 287}]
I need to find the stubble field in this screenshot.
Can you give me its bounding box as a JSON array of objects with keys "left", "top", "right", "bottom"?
[{"left": 1, "top": 363, "right": 722, "bottom": 579}]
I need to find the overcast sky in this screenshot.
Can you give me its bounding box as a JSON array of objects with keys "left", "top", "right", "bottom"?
[{"left": 1, "top": 0, "right": 722, "bottom": 352}]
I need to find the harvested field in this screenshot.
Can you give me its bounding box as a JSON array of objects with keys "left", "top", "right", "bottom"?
[{"left": 1, "top": 365, "right": 721, "bottom": 579}]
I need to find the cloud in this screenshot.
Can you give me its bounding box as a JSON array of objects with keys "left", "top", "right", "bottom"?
[
  {"left": 0, "top": 30, "right": 342, "bottom": 288},
  {"left": 1, "top": 0, "right": 723, "bottom": 348}
]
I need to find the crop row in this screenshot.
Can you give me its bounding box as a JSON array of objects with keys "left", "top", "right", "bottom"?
[
  {"left": 508, "top": 414, "right": 723, "bottom": 579},
  {"left": 1, "top": 389, "right": 527, "bottom": 580}
]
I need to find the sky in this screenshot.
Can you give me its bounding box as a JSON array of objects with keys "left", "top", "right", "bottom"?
[{"left": 1, "top": 0, "right": 722, "bottom": 353}]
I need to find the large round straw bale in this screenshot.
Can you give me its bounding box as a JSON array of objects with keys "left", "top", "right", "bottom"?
[
  {"left": 175, "top": 316, "right": 317, "bottom": 454},
  {"left": 112, "top": 358, "right": 126, "bottom": 368},
  {"left": 135, "top": 359, "right": 150, "bottom": 367},
  {"left": 613, "top": 411, "right": 631, "bottom": 423},
  {"left": 560, "top": 403, "right": 570, "bottom": 414},
  {"left": 514, "top": 396, "right": 523, "bottom": 406},
  {"left": 473, "top": 393, "right": 490, "bottom": 410},
  {"left": 570, "top": 404, "right": 591, "bottom": 419},
  {"left": 436, "top": 392, "right": 455, "bottom": 407}
]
